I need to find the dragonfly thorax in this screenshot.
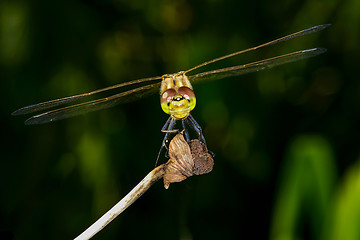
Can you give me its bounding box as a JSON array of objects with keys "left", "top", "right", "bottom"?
[{"left": 160, "top": 72, "right": 196, "bottom": 120}]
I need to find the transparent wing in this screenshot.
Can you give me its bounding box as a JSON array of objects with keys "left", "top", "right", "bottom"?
[
  {"left": 13, "top": 24, "right": 329, "bottom": 125},
  {"left": 23, "top": 82, "right": 161, "bottom": 125},
  {"left": 185, "top": 24, "right": 330, "bottom": 74},
  {"left": 188, "top": 48, "right": 326, "bottom": 84},
  {"left": 12, "top": 76, "right": 162, "bottom": 116}
]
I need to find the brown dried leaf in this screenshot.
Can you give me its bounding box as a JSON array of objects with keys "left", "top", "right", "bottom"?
[
  {"left": 163, "top": 133, "right": 194, "bottom": 189},
  {"left": 163, "top": 133, "right": 214, "bottom": 189},
  {"left": 189, "top": 139, "right": 214, "bottom": 175}
]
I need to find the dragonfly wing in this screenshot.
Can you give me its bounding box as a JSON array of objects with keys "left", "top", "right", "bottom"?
[
  {"left": 24, "top": 82, "right": 161, "bottom": 125},
  {"left": 12, "top": 76, "right": 162, "bottom": 116},
  {"left": 185, "top": 24, "right": 330, "bottom": 74},
  {"left": 188, "top": 48, "right": 326, "bottom": 84}
]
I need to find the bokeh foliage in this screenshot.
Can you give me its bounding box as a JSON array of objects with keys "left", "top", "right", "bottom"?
[{"left": 1, "top": 0, "right": 359, "bottom": 239}]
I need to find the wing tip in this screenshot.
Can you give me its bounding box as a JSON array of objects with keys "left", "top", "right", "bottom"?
[
  {"left": 310, "top": 47, "right": 327, "bottom": 54},
  {"left": 310, "top": 24, "right": 332, "bottom": 32},
  {"left": 12, "top": 108, "right": 26, "bottom": 116},
  {"left": 318, "top": 23, "right": 332, "bottom": 29},
  {"left": 24, "top": 117, "right": 38, "bottom": 125},
  {"left": 12, "top": 103, "right": 41, "bottom": 116},
  {"left": 24, "top": 113, "right": 51, "bottom": 125}
]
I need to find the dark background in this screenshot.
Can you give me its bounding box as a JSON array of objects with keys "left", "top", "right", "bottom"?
[{"left": 1, "top": 0, "right": 359, "bottom": 239}]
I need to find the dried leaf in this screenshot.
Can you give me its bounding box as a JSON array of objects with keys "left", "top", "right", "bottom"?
[
  {"left": 163, "top": 133, "right": 214, "bottom": 189},
  {"left": 189, "top": 139, "right": 214, "bottom": 175}
]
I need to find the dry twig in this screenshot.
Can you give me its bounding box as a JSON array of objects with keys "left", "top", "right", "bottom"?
[{"left": 74, "top": 133, "right": 214, "bottom": 240}]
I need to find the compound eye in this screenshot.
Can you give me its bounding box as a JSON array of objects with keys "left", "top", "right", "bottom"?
[
  {"left": 177, "top": 86, "right": 196, "bottom": 111},
  {"left": 178, "top": 86, "right": 195, "bottom": 100},
  {"left": 161, "top": 89, "right": 176, "bottom": 104},
  {"left": 160, "top": 89, "right": 176, "bottom": 114}
]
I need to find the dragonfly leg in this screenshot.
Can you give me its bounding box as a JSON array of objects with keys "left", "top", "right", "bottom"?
[
  {"left": 156, "top": 117, "right": 177, "bottom": 165},
  {"left": 161, "top": 117, "right": 178, "bottom": 146},
  {"left": 161, "top": 116, "right": 172, "bottom": 131},
  {"left": 182, "top": 119, "right": 190, "bottom": 142},
  {"left": 185, "top": 115, "right": 215, "bottom": 157},
  {"left": 186, "top": 114, "right": 206, "bottom": 144}
]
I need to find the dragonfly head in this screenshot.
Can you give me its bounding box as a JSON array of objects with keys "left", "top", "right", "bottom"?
[
  {"left": 161, "top": 86, "right": 196, "bottom": 119},
  {"left": 160, "top": 72, "right": 196, "bottom": 119}
]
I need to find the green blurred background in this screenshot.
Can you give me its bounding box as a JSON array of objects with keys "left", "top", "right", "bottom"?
[{"left": 1, "top": 0, "right": 359, "bottom": 239}]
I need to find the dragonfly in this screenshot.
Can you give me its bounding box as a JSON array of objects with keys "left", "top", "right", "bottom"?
[{"left": 13, "top": 24, "right": 330, "bottom": 156}]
